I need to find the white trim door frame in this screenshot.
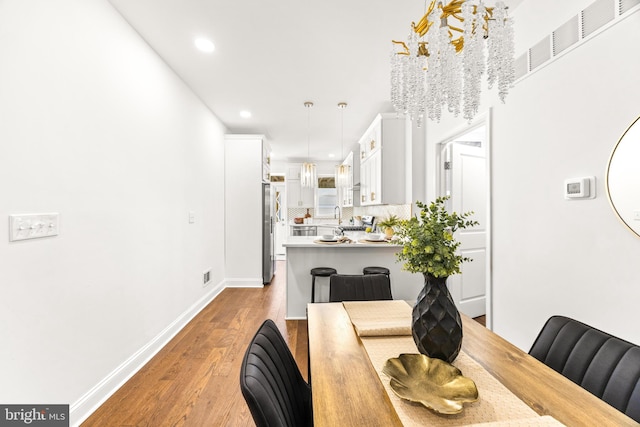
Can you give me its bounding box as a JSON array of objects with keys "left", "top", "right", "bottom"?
[{"left": 434, "top": 111, "right": 493, "bottom": 328}]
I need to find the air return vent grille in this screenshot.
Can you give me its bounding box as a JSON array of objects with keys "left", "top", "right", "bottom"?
[
  {"left": 620, "top": 0, "right": 640, "bottom": 14},
  {"left": 553, "top": 15, "right": 580, "bottom": 56},
  {"left": 582, "top": 0, "right": 615, "bottom": 38},
  {"left": 514, "top": 53, "right": 528, "bottom": 80},
  {"left": 529, "top": 36, "right": 551, "bottom": 71},
  {"left": 515, "top": 0, "right": 639, "bottom": 83}
]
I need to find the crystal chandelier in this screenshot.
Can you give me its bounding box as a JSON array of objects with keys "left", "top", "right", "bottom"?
[
  {"left": 301, "top": 101, "right": 317, "bottom": 188},
  {"left": 391, "top": 0, "right": 515, "bottom": 125},
  {"left": 334, "top": 102, "right": 351, "bottom": 189}
]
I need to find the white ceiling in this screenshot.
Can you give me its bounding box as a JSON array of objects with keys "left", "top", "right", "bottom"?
[{"left": 108, "top": 0, "right": 524, "bottom": 162}]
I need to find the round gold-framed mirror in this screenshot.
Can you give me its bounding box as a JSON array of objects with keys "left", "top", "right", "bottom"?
[{"left": 606, "top": 115, "right": 640, "bottom": 238}]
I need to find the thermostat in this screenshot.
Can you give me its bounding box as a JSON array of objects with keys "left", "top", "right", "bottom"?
[{"left": 564, "top": 176, "right": 595, "bottom": 199}]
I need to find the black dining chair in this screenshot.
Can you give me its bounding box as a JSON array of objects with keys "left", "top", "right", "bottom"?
[
  {"left": 328, "top": 273, "right": 392, "bottom": 302},
  {"left": 240, "top": 319, "right": 312, "bottom": 427},
  {"left": 529, "top": 315, "right": 640, "bottom": 422}
]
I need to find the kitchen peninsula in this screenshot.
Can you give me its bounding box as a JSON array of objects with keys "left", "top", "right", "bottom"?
[{"left": 283, "top": 236, "right": 423, "bottom": 319}]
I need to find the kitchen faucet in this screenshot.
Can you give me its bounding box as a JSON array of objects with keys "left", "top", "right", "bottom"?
[{"left": 334, "top": 205, "right": 342, "bottom": 225}]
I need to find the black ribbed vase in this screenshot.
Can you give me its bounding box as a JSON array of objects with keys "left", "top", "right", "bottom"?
[{"left": 411, "top": 274, "right": 463, "bottom": 363}]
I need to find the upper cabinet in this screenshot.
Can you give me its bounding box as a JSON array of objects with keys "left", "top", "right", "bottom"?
[
  {"left": 359, "top": 114, "right": 410, "bottom": 206},
  {"left": 286, "top": 166, "right": 314, "bottom": 208},
  {"left": 359, "top": 119, "right": 382, "bottom": 161},
  {"left": 339, "top": 152, "right": 355, "bottom": 207}
]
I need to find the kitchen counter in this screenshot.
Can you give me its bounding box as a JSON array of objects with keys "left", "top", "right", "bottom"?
[
  {"left": 283, "top": 236, "right": 423, "bottom": 319},
  {"left": 289, "top": 223, "right": 341, "bottom": 227},
  {"left": 283, "top": 236, "right": 398, "bottom": 248}
]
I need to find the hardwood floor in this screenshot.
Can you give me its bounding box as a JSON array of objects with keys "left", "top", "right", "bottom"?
[
  {"left": 82, "top": 260, "right": 486, "bottom": 426},
  {"left": 82, "top": 261, "right": 307, "bottom": 427}
]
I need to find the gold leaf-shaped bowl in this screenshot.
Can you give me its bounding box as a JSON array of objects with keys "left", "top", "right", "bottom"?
[{"left": 382, "top": 353, "right": 479, "bottom": 414}]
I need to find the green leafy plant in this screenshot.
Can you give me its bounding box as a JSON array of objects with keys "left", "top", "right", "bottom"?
[
  {"left": 394, "top": 197, "right": 478, "bottom": 278},
  {"left": 377, "top": 214, "right": 400, "bottom": 231}
]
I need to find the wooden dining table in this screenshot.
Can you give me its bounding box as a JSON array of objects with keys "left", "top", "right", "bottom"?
[{"left": 307, "top": 302, "right": 638, "bottom": 427}]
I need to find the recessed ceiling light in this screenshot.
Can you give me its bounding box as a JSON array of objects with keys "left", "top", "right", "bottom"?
[
  {"left": 240, "top": 110, "right": 252, "bottom": 118},
  {"left": 194, "top": 37, "right": 215, "bottom": 53},
  {"left": 328, "top": 153, "right": 336, "bottom": 158}
]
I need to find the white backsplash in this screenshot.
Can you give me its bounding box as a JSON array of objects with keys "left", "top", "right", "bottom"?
[
  {"left": 353, "top": 204, "right": 412, "bottom": 227},
  {"left": 287, "top": 204, "right": 411, "bottom": 228},
  {"left": 287, "top": 207, "right": 354, "bottom": 224}
]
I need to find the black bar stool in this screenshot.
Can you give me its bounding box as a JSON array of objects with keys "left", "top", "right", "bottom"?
[
  {"left": 310, "top": 267, "right": 337, "bottom": 303},
  {"left": 363, "top": 266, "right": 390, "bottom": 278}
]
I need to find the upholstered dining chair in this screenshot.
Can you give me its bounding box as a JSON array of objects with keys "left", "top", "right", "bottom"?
[
  {"left": 529, "top": 315, "right": 640, "bottom": 423},
  {"left": 328, "top": 273, "right": 392, "bottom": 302},
  {"left": 240, "top": 319, "right": 312, "bottom": 427}
]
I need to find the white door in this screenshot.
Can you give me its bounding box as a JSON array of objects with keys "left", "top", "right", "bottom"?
[
  {"left": 440, "top": 128, "right": 487, "bottom": 318},
  {"left": 273, "top": 183, "right": 287, "bottom": 260}
]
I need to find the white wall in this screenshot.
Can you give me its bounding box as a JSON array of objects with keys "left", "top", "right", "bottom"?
[
  {"left": 0, "top": 0, "right": 226, "bottom": 423},
  {"left": 425, "top": 0, "right": 640, "bottom": 350}
]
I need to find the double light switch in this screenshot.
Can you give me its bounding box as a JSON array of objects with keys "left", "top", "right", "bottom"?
[{"left": 9, "top": 213, "right": 59, "bottom": 242}]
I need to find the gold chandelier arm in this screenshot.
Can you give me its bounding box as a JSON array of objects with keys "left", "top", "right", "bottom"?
[
  {"left": 392, "top": 40, "right": 411, "bottom": 55},
  {"left": 414, "top": 19, "right": 433, "bottom": 36},
  {"left": 414, "top": 0, "right": 437, "bottom": 36},
  {"left": 399, "top": 0, "right": 503, "bottom": 56},
  {"left": 450, "top": 12, "right": 465, "bottom": 22},
  {"left": 451, "top": 36, "right": 464, "bottom": 52},
  {"left": 441, "top": 0, "right": 464, "bottom": 16}
]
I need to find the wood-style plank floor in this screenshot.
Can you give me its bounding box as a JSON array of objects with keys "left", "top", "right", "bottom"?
[
  {"left": 82, "top": 260, "right": 485, "bottom": 426},
  {"left": 82, "top": 260, "right": 307, "bottom": 427}
]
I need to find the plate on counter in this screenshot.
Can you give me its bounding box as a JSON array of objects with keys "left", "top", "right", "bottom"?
[
  {"left": 314, "top": 239, "right": 341, "bottom": 244},
  {"left": 359, "top": 238, "right": 389, "bottom": 244}
]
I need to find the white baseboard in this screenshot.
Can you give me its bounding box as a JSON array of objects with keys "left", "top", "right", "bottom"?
[
  {"left": 285, "top": 315, "right": 308, "bottom": 320},
  {"left": 70, "top": 280, "right": 226, "bottom": 426},
  {"left": 224, "top": 277, "right": 264, "bottom": 288}
]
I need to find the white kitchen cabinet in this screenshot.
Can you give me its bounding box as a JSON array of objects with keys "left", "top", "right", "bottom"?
[
  {"left": 286, "top": 166, "right": 314, "bottom": 208},
  {"left": 359, "top": 114, "right": 410, "bottom": 206},
  {"left": 286, "top": 166, "right": 301, "bottom": 180},
  {"left": 361, "top": 149, "right": 382, "bottom": 205},
  {"left": 359, "top": 119, "right": 382, "bottom": 161},
  {"left": 339, "top": 152, "right": 354, "bottom": 207},
  {"left": 287, "top": 180, "right": 314, "bottom": 208}
]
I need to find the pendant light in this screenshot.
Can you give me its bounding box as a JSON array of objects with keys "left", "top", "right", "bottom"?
[
  {"left": 334, "top": 102, "right": 350, "bottom": 189},
  {"left": 301, "top": 101, "right": 317, "bottom": 188}
]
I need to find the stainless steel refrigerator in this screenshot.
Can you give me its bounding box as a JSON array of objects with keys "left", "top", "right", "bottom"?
[{"left": 262, "top": 183, "right": 275, "bottom": 284}]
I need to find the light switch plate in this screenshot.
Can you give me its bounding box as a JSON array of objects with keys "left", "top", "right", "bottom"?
[{"left": 9, "top": 213, "right": 59, "bottom": 242}]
